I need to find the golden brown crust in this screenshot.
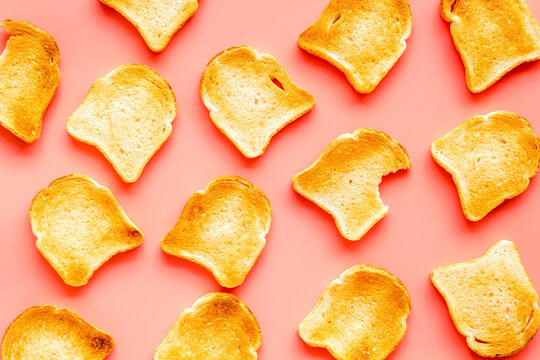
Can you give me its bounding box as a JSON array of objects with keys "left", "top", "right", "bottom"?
[
  {"left": 30, "top": 174, "right": 143, "bottom": 287},
  {"left": 431, "top": 240, "right": 540, "bottom": 357},
  {"left": 2, "top": 305, "right": 114, "bottom": 360},
  {"left": 154, "top": 293, "right": 261, "bottom": 360},
  {"left": 293, "top": 129, "right": 410, "bottom": 241},
  {"left": 200, "top": 46, "right": 315, "bottom": 158},
  {"left": 67, "top": 64, "right": 177, "bottom": 183},
  {"left": 298, "top": 265, "right": 411, "bottom": 360},
  {"left": 298, "top": 0, "right": 412, "bottom": 94},
  {"left": 0, "top": 20, "right": 60, "bottom": 143},
  {"left": 431, "top": 111, "right": 540, "bottom": 221},
  {"left": 441, "top": 0, "right": 540, "bottom": 93},
  {"left": 161, "top": 176, "right": 271, "bottom": 288},
  {"left": 99, "top": 0, "right": 198, "bottom": 52}
]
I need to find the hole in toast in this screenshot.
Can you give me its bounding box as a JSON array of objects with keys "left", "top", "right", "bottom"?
[
  {"left": 474, "top": 337, "right": 489, "bottom": 344},
  {"left": 270, "top": 77, "right": 284, "bottom": 91},
  {"left": 329, "top": 13, "right": 342, "bottom": 28},
  {"left": 449, "top": 0, "right": 457, "bottom": 14}
]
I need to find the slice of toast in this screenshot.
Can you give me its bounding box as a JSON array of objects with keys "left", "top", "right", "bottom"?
[
  {"left": 298, "top": 0, "right": 412, "bottom": 94},
  {"left": 441, "top": 0, "right": 540, "bottom": 93},
  {"left": 299, "top": 265, "right": 411, "bottom": 360},
  {"left": 431, "top": 240, "right": 540, "bottom": 357},
  {"left": 0, "top": 20, "right": 60, "bottom": 143},
  {"left": 99, "top": 0, "right": 198, "bottom": 52},
  {"left": 161, "top": 176, "right": 271, "bottom": 288},
  {"left": 431, "top": 111, "right": 540, "bottom": 221},
  {"left": 67, "top": 64, "right": 177, "bottom": 183},
  {"left": 293, "top": 129, "right": 410, "bottom": 241},
  {"left": 2, "top": 305, "right": 114, "bottom": 360},
  {"left": 155, "top": 293, "right": 261, "bottom": 360},
  {"left": 30, "top": 174, "right": 143, "bottom": 287},
  {"left": 200, "top": 46, "right": 315, "bottom": 158}
]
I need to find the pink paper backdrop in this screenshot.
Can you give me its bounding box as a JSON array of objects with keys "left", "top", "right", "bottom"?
[{"left": 1, "top": 1, "right": 539, "bottom": 359}]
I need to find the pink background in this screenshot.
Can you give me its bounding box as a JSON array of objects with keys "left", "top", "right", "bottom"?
[{"left": 1, "top": 0, "right": 540, "bottom": 359}]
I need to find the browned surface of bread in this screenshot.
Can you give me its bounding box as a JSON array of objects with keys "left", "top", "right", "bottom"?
[
  {"left": 292, "top": 129, "right": 410, "bottom": 241},
  {"left": 99, "top": 0, "right": 198, "bottom": 52},
  {"left": 441, "top": 0, "right": 540, "bottom": 93},
  {"left": 299, "top": 265, "right": 411, "bottom": 360},
  {"left": 431, "top": 240, "right": 540, "bottom": 357},
  {"left": 200, "top": 46, "right": 315, "bottom": 158},
  {"left": 154, "top": 292, "right": 261, "bottom": 360},
  {"left": 161, "top": 176, "right": 271, "bottom": 288},
  {"left": 2, "top": 305, "right": 114, "bottom": 360},
  {"left": 431, "top": 111, "right": 540, "bottom": 221},
  {"left": 0, "top": 20, "right": 60, "bottom": 143},
  {"left": 298, "top": 0, "right": 412, "bottom": 94},
  {"left": 67, "top": 64, "right": 176, "bottom": 183},
  {"left": 30, "top": 174, "right": 143, "bottom": 287}
]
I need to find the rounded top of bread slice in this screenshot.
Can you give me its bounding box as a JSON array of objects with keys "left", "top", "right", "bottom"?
[
  {"left": 2, "top": 305, "right": 114, "bottom": 360},
  {"left": 299, "top": 265, "right": 410, "bottom": 360},
  {"left": 161, "top": 175, "right": 271, "bottom": 288},
  {"left": 154, "top": 292, "right": 261, "bottom": 360},
  {"left": 293, "top": 128, "right": 410, "bottom": 240},
  {"left": 0, "top": 20, "right": 60, "bottom": 143},
  {"left": 67, "top": 64, "right": 177, "bottom": 183},
  {"left": 200, "top": 46, "right": 314, "bottom": 158},
  {"left": 431, "top": 111, "right": 540, "bottom": 221},
  {"left": 30, "top": 174, "right": 143, "bottom": 286},
  {"left": 432, "top": 240, "right": 540, "bottom": 357}
]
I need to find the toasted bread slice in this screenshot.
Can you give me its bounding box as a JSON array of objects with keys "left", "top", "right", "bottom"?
[
  {"left": 67, "top": 64, "right": 176, "bottom": 183},
  {"left": 30, "top": 174, "right": 143, "bottom": 287},
  {"left": 431, "top": 111, "right": 540, "bottom": 221},
  {"left": 0, "top": 20, "right": 60, "bottom": 143},
  {"left": 100, "top": 0, "right": 198, "bottom": 52},
  {"left": 2, "top": 305, "right": 114, "bottom": 360},
  {"left": 441, "top": 0, "right": 540, "bottom": 93},
  {"left": 155, "top": 293, "right": 261, "bottom": 360},
  {"left": 298, "top": 0, "right": 412, "bottom": 94},
  {"left": 431, "top": 240, "right": 540, "bottom": 357},
  {"left": 299, "top": 265, "right": 410, "bottom": 360},
  {"left": 293, "top": 129, "right": 410, "bottom": 241},
  {"left": 161, "top": 176, "right": 271, "bottom": 288},
  {"left": 200, "top": 46, "right": 315, "bottom": 158}
]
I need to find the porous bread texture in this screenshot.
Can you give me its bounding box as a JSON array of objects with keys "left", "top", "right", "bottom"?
[
  {"left": 298, "top": 0, "right": 412, "bottom": 94},
  {"left": 161, "top": 176, "right": 271, "bottom": 288},
  {"left": 154, "top": 293, "right": 261, "bottom": 360},
  {"left": 292, "top": 128, "right": 410, "bottom": 241},
  {"left": 2, "top": 305, "right": 114, "bottom": 360},
  {"left": 431, "top": 240, "right": 540, "bottom": 357},
  {"left": 99, "top": 0, "right": 198, "bottom": 52},
  {"left": 67, "top": 64, "right": 176, "bottom": 183},
  {"left": 441, "top": 0, "right": 540, "bottom": 93},
  {"left": 299, "top": 265, "right": 411, "bottom": 360},
  {"left": 0, "top": 20, "right": 60, "bottom": 143},
  {"left": 200, "top": 46, "right": 315, "bottom": 158},
  {"left": 30, "top": 174, "right": 143, "bottom": 287},
  {"left": 431, "top": 111, "right": 540, "bottom": 221}
]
